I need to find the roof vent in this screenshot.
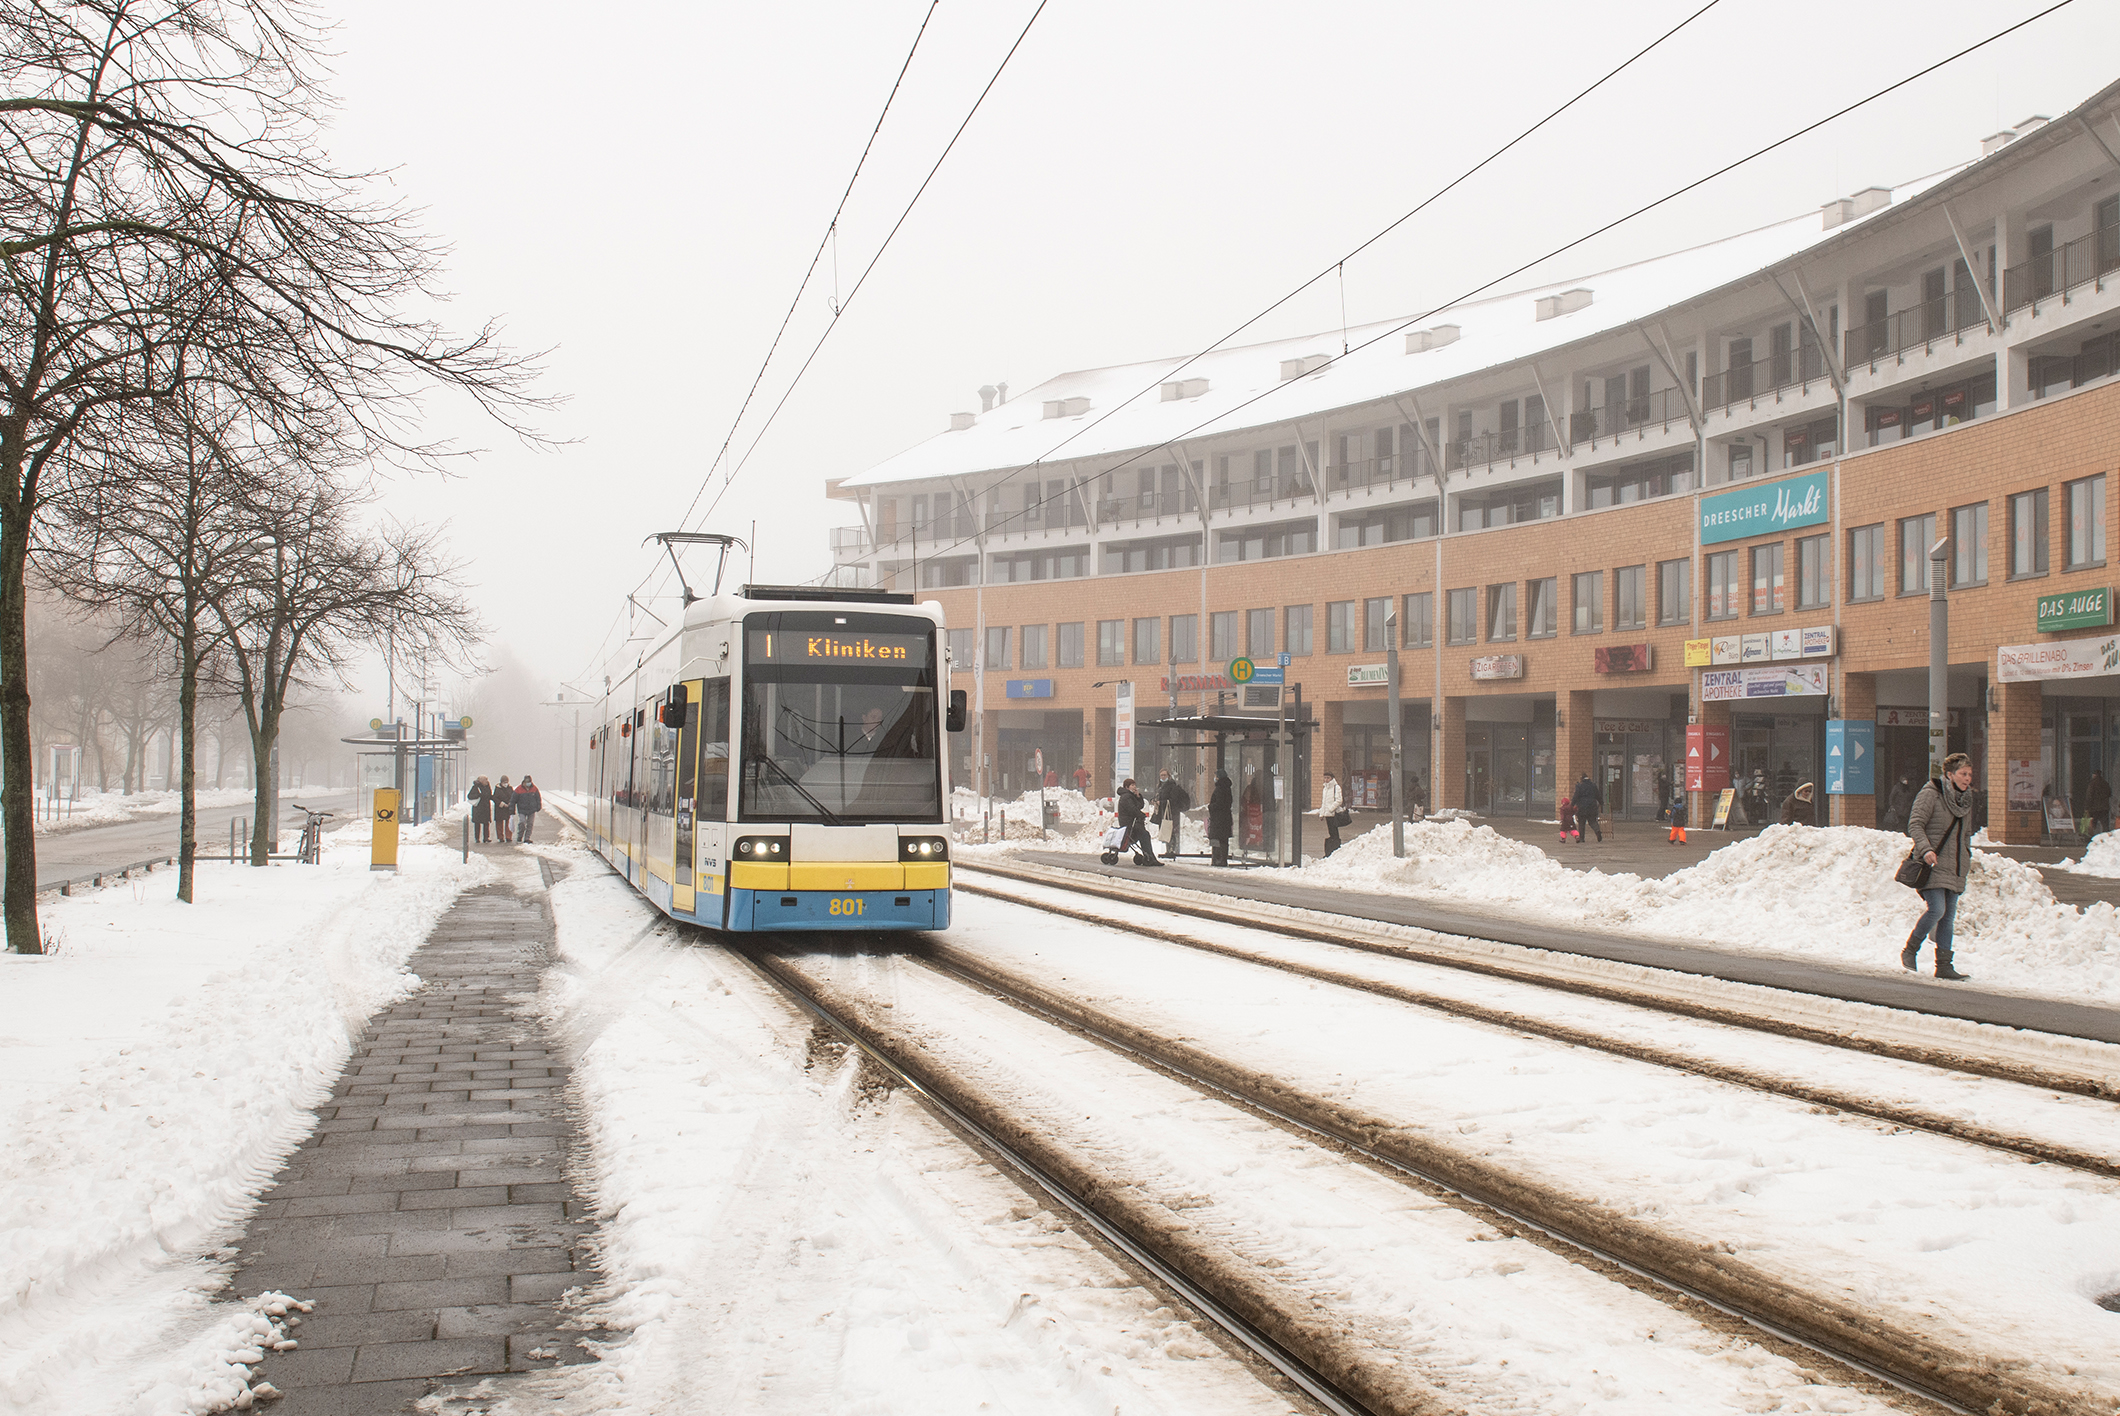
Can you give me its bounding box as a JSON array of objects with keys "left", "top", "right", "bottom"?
[
  {"left": 1160, "top": 377, "right": 1210, "bottom": 401},
  {"left": 1534, "top": 288, "right": 1593, "bottom": 321},
  {"left": 1981, "top": 114, "right": 2051, "bottom": 156},
  {"left": 1279, "top": 354, "right": 1330, "bottom": 381},
  {"left": 1042, "top": 396, "right": 1090, "bottom": 419},
  {"left": 1405, "top": 324, "right": 1460, "bottom": 354},
  {"left": 950, "top": 412, "right": 976, "bottom": 431},
  {"left": 1821, "top": 186, "right": 1892, "bottom": 229},
  {"left": 978, "top": 385, "right": 996, "bottom": 412}
]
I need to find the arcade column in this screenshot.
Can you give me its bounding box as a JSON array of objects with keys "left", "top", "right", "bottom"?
[
  {"left": 1687, "top": 698, "right": 1733, "bottom": 829},
  {"left": 1989, "top": 680, "right": 2044, "bottom": 844},
  {"left": 1436, "top": 697, "right": 1468, "bottom": 810},
  {"left": 1317, "top": 700, "right": 1346, "bottom": 807},
  {"left": 1555, "top": 689, "right": 1595, "bottom": 801},
  {"left": 1831, "top": 671, "right": 1879, "bottom": 829}
]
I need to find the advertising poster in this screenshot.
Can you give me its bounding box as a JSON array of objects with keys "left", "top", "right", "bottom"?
[
  {"left": 1699, "top": 665, "right": 1830, "bottom": 701},
  {"left": 2007, "top": 759, "right": 2041, "bottom": 812},
  {"left": 1998, "top": 634, "right": 2120, "bottom": 683}
]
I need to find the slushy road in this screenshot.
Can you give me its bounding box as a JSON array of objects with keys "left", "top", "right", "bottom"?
[{"left": 3, "top": 788, "right": 356, "bottom": 894}]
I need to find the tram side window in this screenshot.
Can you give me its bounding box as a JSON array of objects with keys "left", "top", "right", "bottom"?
[
  {"left": 698, "top": 679, "right": 731, "bottom": 818},
  {"left": 647, "top": 707, "right": 678, "bottom": 816}
]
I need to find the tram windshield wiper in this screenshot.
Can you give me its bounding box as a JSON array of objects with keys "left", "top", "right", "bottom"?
[{"left": 752, "top": 752, "right": 844, "bottom": 825}]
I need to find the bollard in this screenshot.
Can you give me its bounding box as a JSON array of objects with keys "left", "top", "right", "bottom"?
[{"left": 462, "top": 813, "right": 470, "bottom": 864}]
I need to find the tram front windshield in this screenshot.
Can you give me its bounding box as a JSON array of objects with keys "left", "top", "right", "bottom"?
[{"left": 739, "top": 613, "right": 942, "bottom": 824}]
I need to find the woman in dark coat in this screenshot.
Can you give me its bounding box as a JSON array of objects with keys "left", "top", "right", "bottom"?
[
  {"left": 1207, "top": 770, "right": 1234, "bottom": 867},
  {"left": 1114, "top": 777, "right": 1160, "bottom": 867},
  {"left": 1777, "top": 782, "right": 1815, "bottom": 826},
  {"left": 468, "top": 775, "right": 493, "bottom": 844},
  {"left": 493, "top": 777, "right": 516, "bottom": 843}
]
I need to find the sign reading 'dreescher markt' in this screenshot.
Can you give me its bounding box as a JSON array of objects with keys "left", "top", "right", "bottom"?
[
  {"left": 1699, "top": 468, "right": 1830, "bottom": 545},
  {"left": 2035, "top": 587, "right": 2113, "bottom": 632}
]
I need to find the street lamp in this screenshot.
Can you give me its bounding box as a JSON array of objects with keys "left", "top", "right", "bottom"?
[
  {"left": 1386, "top": 609, "right": 1403, "bottom": 858},
  {"left": 1928, "top": 535, "right": 1951, "bottom": 777}
]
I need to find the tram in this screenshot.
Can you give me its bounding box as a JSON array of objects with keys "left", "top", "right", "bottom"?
[{"left": 584, "top": 565, "right": 963, "bottom": 933}]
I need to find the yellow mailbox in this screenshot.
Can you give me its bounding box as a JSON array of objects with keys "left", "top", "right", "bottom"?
[{"left": 372, "top": 788, "right": 401, "bottom": 872}]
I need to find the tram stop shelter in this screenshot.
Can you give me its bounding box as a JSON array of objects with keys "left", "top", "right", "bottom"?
[
  {"left": 1152, "top": 710, "right": 1319, "bottom": 868},
  {"left": 341, "top": 724, "right": 470, "bottom": 827}
]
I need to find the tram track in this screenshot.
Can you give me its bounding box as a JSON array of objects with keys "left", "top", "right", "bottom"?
[{"left": 954, "top": 866, "right": 2120, "bottom": 1181}]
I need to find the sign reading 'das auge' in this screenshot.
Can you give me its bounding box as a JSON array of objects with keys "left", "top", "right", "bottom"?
[
  {"left": 1698, "top": 469, "right": 1830, "bottom": 544},
  {"left": 2035, "top": 587, "right": 2113, "bottom": 632}
]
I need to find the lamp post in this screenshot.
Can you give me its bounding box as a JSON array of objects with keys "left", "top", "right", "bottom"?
[
  {"left": 1387, "top": 610, "right": 1403, "bottom": 858},
  {"left": 1928, "top": 535, "right": 1951, "bottom": 777}
]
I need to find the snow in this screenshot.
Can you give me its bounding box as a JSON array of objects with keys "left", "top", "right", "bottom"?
[
  {"left": 2057, "top": 830, "right": 2120, "bottom": 877},
  {"left": 1292, "top": 819, "right": 2120, "bottom": 1003},
  {"left": 525, "top": 850, "right": 1301, "bottom": 1415},
  {"left": 950, "top": 786, "right": 1112, "bottom": 844},
  {"left": 33, "top": 787, "right": 263, "bottom": 835},
  {"left": 0, "top": 810, "right": 495, "bottom": 1412}
]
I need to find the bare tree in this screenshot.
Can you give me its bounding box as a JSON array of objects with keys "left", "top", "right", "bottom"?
[
  {"left": 0, "top": 2, "right": 543, "bottom": 951},
  {"left": 210, "top": 478, "right": 477, "bottom": 864}
]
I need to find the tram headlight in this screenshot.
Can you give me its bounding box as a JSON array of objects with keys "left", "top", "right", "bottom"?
[
  {"left": 734, "top": 836, "right": 787, "bottom": 858},
  {"left": 898, "top": 836, "right": 949, "bottom": 862}
]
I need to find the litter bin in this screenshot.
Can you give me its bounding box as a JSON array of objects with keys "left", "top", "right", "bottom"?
[{"left": 1042, "top": 801, "right": 1060, "bottom": 830}]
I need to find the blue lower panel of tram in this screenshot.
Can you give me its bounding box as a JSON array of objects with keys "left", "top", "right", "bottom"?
[{"left": 727, "top": 888, "right": 950, "bottom": 932}]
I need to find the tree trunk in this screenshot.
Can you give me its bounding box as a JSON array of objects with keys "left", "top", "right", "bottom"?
[
  {"left": 0, "top": 440, "right": 42, "bottom": 953},
  {"left": 249, "top": 704, "right": 280, "bottom": 865},
  {"left": 176, "top": 623, "right": 198, "bottom": 901}
]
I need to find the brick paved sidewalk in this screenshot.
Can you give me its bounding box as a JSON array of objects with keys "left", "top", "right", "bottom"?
[{"left": 226, "top": 867, "right": 603, "bottom": 1414}]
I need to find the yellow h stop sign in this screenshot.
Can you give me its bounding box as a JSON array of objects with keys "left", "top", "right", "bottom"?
[{"left": 1228, "top": 657, "right": 1256, "bottom": 684}]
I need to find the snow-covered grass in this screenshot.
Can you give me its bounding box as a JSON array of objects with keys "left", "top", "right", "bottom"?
[
  {"left": 0, "top": 810, "right": 495, "bottom": 1412},
  {"left": 32, "top": 786, "right": 265, "bottom": 835}
]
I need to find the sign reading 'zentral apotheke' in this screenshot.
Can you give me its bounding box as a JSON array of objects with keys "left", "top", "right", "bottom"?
[
  {"left": 1699, "top": 468, "right": 1830, "bottom": 545},
  {"left": 2035, "top": 587, "right": 2113, "bottom": 632}
]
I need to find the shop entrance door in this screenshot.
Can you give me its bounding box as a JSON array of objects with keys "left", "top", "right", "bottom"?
[
  {"left": 1597, "top": 746, "right": 1626, "bottom": 818},
  {"left": 1465, "top": 736, "right": 1493, "bottom": 815}
]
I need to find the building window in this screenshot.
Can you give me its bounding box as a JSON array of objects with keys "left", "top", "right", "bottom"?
[
  {"left": 1327, "top": 600, "right": 1357, "bottom": 653},
  {"left": 1447, "top": 588, "right": 1478, "bottom": 645},
  {"left": 1133, "top": 617, "right": 1161, "bottom": 665},
  {"left": 985, "top": 626, "right": 1011, "bottom": 671},
  {"left": 2068, "top": 474, "right": 2106, "bottom": 567},
  {"left": 1336, "top": 501, "right": 1437, "bottom": 548},
  {"left": 1364, "top": 597, "right": 1391, "bottom": 652},
  {"left": 1750, "top": 543, "right": 1784, "bottom": 615},
  {"left": 1057, "top": 622, "right": 1084, "bottom": 669},
  {"left": 1487, "top": 583, "right": 1518, "bottom": 642},
  {"left": 1573, "top": 571, "right": 1603, "bottom": 634},
  {"left": 1705, "top": 550, "right": 1741, "bottom": 620},
  {"left": 1656, "top": 559, "right": 1690, "bottom": 626},
  {"left": 1585, "top": 451, "right": 1696, "bottom": 506},
  {"left": 1526, "top": 578, "right": 1557, "bottom": 639},
  {"left": 1216, "top": 518, "right": 1318, "bottom": 563},
  {"left": 1170, "top": 614, "right": 1198, "bottom": 664},
  {"left": 1403, "top": 592, "right": 1433, "bottom": 648},
  {"left": 1247, "top": 608, "right": 1274, "bottom": 657},
  {"left": 947, "top": 628, "right": 974, "bottom": 670},
  {"left": 1614, "top": 565, "right": 1646, "bottom": 630},
  {"left": 1849, "top": 524, "right": 1885, "bottom": 601},
  {"left": 2011, "top": 489, "right": 2049, "bottom": 577},
  {"left": 1021, "top": 624, "right": 1048, "bottom": 670},
  {"left": 989, "top": 546, "right": 1090, "bottom": 582},
  {"left": 1796, "top": 535, "right": 1830, "bottom": 609},
  {"left": 1096, "top": 619, "right": 1125, "bottom": 667},
  {"left": 1950, "top": 504, "right": 1988, "bottom": 586},
  {"left": 1285, "top": 604, "right": 1314, "bottom": 656},
  {"left": 1101, "top": 534, "right": 1203, "bottom": 575},
  {"left": 1900, "top": 514, "right": 1937, "bottom": 594},
  {"left": 1209, "top": 611, "right": 1238, "bottom": 662}
]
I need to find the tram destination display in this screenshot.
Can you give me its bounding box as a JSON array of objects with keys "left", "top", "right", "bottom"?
[{"left": 747, "top": 629, "right": 931, "bottom": 666}]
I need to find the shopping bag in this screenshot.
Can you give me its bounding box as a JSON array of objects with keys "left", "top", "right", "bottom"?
[{"left": 1099, "top": 826, "right": 1127, "bottom": 851}]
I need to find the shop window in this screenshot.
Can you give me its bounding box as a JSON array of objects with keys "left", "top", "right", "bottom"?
[
  {"left": 1247, "top": 608, "right": 1274, "bottom": 657},
  {"left": 1705, "top": 550, "right": 1741, "bottom": 620},
  {"left": 1446, "top": 588, "right": 1478, "bottom": 645},
  {"left": 1656, "top": 559, "right": 1690, "bottom": 626},
  {"left": 1096, "top": 619, "right": 1125, "bottom": 667},
  {"left": 1783, "top": 415, "right": 1837, "bottom": 468},
  {"left": 1527, "top": 579, "right": 1557, "bottom": 639},
  {"left": 1021, "top": 624, "right": 1048, "bottom": 670},
  {"left": 1364, "top": 597, "right": 1391, "bottom": 652},
  {"left": 1751, "top": 544, "right": 1784, "bottom": 615},
  {"left": 1058, "top": 622, "right": 1084, "bottom": 669},
  {"left": 1403, "top": 592, "right": 1433, "bottom": 648},
  {"left": 1950, "top": 504, "right": 1987, "bottom": 586},
  {"left": 2067, "top": 474, "right": 2106, "bottom": 568},
  {"left": 1327, "top": 600, "right": 1357, "bottom": 653},
  {"left": 1796, "top": 535, "right": 1830, "bottom": 609},
  {"left": 1899, "top": 514, "right": 1936, "bottom": 594},
  {"left": 1285, "top": 604, "right": 1313, "bottom": 656},
  {"left": 1614, "top": 565, "right": 1647, "bottom": 630},
  {"left": 1572, "top": 571, "right": 1603, "bottom": 634},
  {"left": 2011, "top": 489, "right": 2049, "bottom": 577},
  {"left": 1849, "top": 524, "right": 1884, "bottom": 601}
]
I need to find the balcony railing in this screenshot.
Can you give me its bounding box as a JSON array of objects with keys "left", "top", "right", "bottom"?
[
  {"left": 1567, "top": 386, "right": 1691, "bottom": 443},
  {"left": 1330, "top": 453, "right": 1435, "bottom": 494},
  {"left": 1702, "top": 343, "right": 1832, "bottom": 409},
  {"left": 1843, "top": 293, "right": 1989, "bottom": 369},
  {"left": 829, "top": 525, "right": 871, "bottom": 560},
  {"left": 1207, "top": 476, "right": 1315, "bottom": 513},
  {"left": 2003, "top": 226, "right": 2120, "bottom": 312}
]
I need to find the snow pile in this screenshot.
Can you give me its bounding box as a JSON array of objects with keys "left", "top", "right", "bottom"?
[
  {"left": 2058, "top": 831, "right": 2120, "bottom": 877},
  {"left": 34, "top": 786, "right": 263, "bottom": 835},
  {"left": 0, "top": 828, "right": 494, "bottom": 1410},
  {"left": 1298, "top": 820, "right": 2120, "bottom": 1001},
  {"left": 950, "top": 784, "right": 1107, "bottom": 825}
]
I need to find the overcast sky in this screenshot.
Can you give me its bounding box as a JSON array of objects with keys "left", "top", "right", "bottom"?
[{"left": 317, "top": 0, "right": 2120, "bottom": 718}]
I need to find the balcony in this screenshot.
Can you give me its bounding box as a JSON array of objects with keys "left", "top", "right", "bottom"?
[
  {"left": 1447, "top": 423, "right": 1559, "bottom": 471},
  {"left": 1206, "top": 475, "right": 1316, "bottom": 515},
  {"left": 1703, "top": 345, "right": 1833, "bottom": 409},
  {"left": 829, "top": 525, "right": 871, "bottom": 561},
  {"left": 2003, "top": 226, "right": 2120, "bottom": 313},
  {"left": 1567, "top": 386, "right": 1692, "bottom": 444},
  {"left": 1843, "top": 295, "right": 1988, "bottom": 370},
  {"left": 1329, "top": 454, "right": 1433, "bottom": 496}
]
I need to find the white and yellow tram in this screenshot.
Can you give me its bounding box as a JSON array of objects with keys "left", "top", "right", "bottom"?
[{"left": 585, "top": 582, "right": 963, "bottom": 932}]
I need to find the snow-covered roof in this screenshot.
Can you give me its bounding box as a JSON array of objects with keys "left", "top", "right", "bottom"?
[{"left": 841, "top": 169, "right": 1967, "bottom": 490}]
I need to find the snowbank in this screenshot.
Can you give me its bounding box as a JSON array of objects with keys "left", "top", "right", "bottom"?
[
  {"left": 2058, "top": 831, "right": 2120, "bottom": 877},
  {"left": 1297, "top": 820, "right": 2120, "bottom": 1002},
  {"left": 0, "top": 817, "right": 494, "bottom": 1411},
  {"left": 33, "top": 786, "right": 264, "bottom": 835}
]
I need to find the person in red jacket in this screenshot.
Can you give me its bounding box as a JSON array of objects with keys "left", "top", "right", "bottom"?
[{"left": 513, "top": 776, "right": 544, "bottom": 843}]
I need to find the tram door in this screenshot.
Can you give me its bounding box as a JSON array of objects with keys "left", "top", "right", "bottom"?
[{"left": 671, "top": 679, "right": 702, "bottom": 916}]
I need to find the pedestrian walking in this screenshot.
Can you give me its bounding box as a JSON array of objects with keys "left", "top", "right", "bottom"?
[
  {"left": 494, "top": 776, "right": 516, "bottom": 843},
  {"left": 1902, "top": 753, "right": 1975, "bottom": 981},
  {"left": 1667, "top": 786, "right": 1688, "bottom": 845},
  {"left": 1072, "top": 764, "right": 1092, "bottom": 796},
  {"left": 1883, "top": 775, "right": 1916, "bottom": 833},
  {"left": 1570, "top": 773, "right": 1603, "bottom": 842},
  {"left": 468, "top": 775, "right": 494, "bottom": 844},
  {"left": 1315, "top": 771, "right": 1348, "bottom": 856},
  {"left": 1115, "top": 777, "right": 1159, "bottom": 866},
  {"left": 1778, "top": 781, "right": 1815, "bottom": 826},
  {"left": 2088, "top": 769, "right": 2113, "bottom": 837},
  {"left": 514, "top": 775, "right": 543, "bottom": 843},
  {"left": 1152, "top": 767, "right": 1191, "bottom": 860},
  {"left": 1557, "top": 795, "right": 1579, "bottom": 845},
  {"left": 1207, "top": 769, "right": 1234, "bottom": 867}
]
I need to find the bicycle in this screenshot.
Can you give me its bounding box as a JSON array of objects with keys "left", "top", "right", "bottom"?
[{"left": 291, "top": 803, "right": 333, "bottom": 864}]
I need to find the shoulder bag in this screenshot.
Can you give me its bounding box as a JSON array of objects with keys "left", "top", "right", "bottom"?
[{"left": 1894, "top": 809, "right": 1963, "bottom": 892}]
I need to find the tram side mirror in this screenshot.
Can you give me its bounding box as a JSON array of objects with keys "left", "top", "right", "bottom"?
[
  {"left": 946, "top": 689, "right": 967, "bottom": 733},
  {"left": 658, "top": 684, "right": 688, "bottom": 729}
]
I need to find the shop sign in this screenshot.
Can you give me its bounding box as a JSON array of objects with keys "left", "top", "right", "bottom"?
[
  {"left": 1005, "top": 679, "right": 1054, "bottom": 698},
  {"left": 1997, "top": 633, "right": 2120, "bottom": 683},
  {"left": 1470, "top": 654, "right": 1525, "bottom": 680},
  {"left": 1593, "top": 644, "right": 1653, "bottom": 673},
  {"left": 1158, "top": 674, "right": 1239, "bottom": 692},
  {"left": 1710, "top": 635, "right": 1741, "bottom": 665},
  {"left": 1771, "top": 629, "right": 1802, "bottom": 659},
  {"left": 1700, "top": 664, "right": 1830, "bottom": 701},
  {"left": 1699, "top": 468, "right": 1830, "bottom": 544},
  {"left": 1684, "top": 638, "right": 1712, "bottom": 667},
  {"left": 1347, "top": 663, "right": 1389, "bottom": 686},
  {"left": 1876, "top": 707, "right": 1962, "bottom": 728},
  {"left": 2035, "top": 587, "right": 2113, "bottom": 632},
  {"left": 1596, "top": 718, "right": 1668, "bottom": 735},
  {"left": 1801, "top": 625, "right": 1835, "bottom": 657},
  {"left": 1685, "top": 723, "right": 1730, "bottom": 792},
  {"left": 1825, "top": 719, "right": 1875, "bottom": 796},
  {"left": 1740, "top": 634, "right": 1770, "bottom": 663}
]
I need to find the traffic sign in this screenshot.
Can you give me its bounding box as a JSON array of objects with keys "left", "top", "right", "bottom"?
[
  {"left": 1249, "top": 666, "right": 1285, "bottom": 685},
  {"left": 1228, "top": 657, "right": 1256, "bottom": 684},
  {"left": 1278, "top": 652, "right": 1291, "bottom": 668}
]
